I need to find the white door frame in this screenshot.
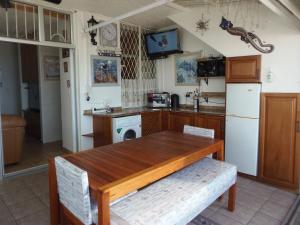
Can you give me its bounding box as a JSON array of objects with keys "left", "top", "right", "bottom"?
[{"left": 0, "top": 41, "right": 79, "bottom": 179}]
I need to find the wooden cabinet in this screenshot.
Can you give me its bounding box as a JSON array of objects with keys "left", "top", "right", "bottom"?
[
  {"left": 226, "top": 55, "right": 261, "bottom": 83},
  {"left": 20, "top": 44, "right": 39, "bottom": 82},
  {"left": 259, "top": 93, "right": 300, "bottom": 190},
  {"left": 93, "top": 116, "right": 112, "bottom": 147},
  {"left": 194, "top": 115, "right": 225, "bottom": 139},
  {"left": 169, "top": 112, "right": 194, "bottom": 132},
  {"left": 142, "top": 111, "right": 162, "bottom": 136},
  {"left": 161, "top": 111, "right": 170, "bottom": 131}
]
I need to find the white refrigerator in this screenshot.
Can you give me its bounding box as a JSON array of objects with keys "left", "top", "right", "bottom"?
[{"left": 225, "top": 84, "right": 261, "bottom": 176}]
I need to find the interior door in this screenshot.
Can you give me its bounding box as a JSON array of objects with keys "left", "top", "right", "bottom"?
[
  {"left": 60, "top": 49, "right": 77, "bottom": 152},
  {"left": 0, "top": 70, "right": 3, "bottom": 179}
]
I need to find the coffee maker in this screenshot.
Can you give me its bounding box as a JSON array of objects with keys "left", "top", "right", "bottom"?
[{"left": 171, "top": 94, "right": 180, "bottom": 108}]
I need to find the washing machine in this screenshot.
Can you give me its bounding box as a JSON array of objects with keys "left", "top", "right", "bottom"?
[{"left": 112, "top": 115, "right": 142, "bottom": 143}]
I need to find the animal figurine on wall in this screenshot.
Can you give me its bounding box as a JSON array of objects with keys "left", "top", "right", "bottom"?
[{"left": 219, "top": 17, "right": 274, "bottom": 54}]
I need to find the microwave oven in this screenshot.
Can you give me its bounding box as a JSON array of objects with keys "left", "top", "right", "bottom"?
[{"left": 147, "top": 93, "right": 170, "bottom": 108}]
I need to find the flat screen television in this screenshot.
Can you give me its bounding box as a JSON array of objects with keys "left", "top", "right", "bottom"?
[{"left": 145, "top": 29, "right": 183, "bottom": 59}]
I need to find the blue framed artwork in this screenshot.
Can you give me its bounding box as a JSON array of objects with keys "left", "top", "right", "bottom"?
[
  {"left": 91, "top": 55, "right": 121, "bottom": 86},
  {"left": 175, "top": 52, "right": 201, "bottom": 86}
]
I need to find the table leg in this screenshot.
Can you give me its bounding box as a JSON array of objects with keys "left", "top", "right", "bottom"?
[
  {"left": 49, "top": 159, "right": 60, "bottom": 225},
  {"left": 98, "top": 191, "right": 110, "bottom": 225},
  {"left": 216, "top": 141, "right": 225, "bottom": 161}
]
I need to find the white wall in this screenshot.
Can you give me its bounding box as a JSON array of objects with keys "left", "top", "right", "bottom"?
[
  {"left": 0, "top": 42, "right": 21, "bottom": 115},
  {"left": 169, "top": 3, "right": 300, "bottom": 93},
  {"left": 73, "top": 11, "right": 122, "bottom": 150},
  {"left": 39, "top": 46, "right": 62, "bottom": 143},
  {"left": 156, "top": 26, "right": 225, "bottom": 106}
]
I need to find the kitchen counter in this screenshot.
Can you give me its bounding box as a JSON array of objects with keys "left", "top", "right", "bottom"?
[{"left": 84, "top": 106, "right": 225, "bottom": 118}]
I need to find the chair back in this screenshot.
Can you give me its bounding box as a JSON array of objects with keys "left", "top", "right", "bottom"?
[
  {"left": 55, "top": 157, "right": 92, "bottom": 225},
  {"left": 184, "top": 125, "right": 215, "bottom": 139}
]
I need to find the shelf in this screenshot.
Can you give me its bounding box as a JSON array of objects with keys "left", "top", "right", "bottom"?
[
  {"left": 201, "top": 92, "right": 226, "bottom": 98},
  {"left": 82, "top": 133, "right": 94, "bottom": 138}
]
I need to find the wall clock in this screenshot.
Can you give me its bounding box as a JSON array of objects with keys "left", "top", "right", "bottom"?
[{"left": 100, "top": 23, "right": 118, "bottom": 49}]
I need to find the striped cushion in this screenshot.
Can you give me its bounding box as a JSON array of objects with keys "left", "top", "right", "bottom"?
[{"left": 55, "top": 157, "right": 92, "bottom": 225}]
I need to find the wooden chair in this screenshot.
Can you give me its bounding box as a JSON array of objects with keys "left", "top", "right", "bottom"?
[
  {"left": 184, "top": 125, "right": 215, "bottom": 139},
  {"left": 55, "top": 156, "right": 94, "bottom": 225},
  {"left": 184, "top": 125, "right": 214, "bottom": 158},
  {"left": 55, "top": 156, "right": 136, "bottom": 225}
]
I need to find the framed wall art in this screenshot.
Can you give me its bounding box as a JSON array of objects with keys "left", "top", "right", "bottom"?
[
  {"left": 175, "top": 52, "right": 202, "bottom": 86},
  {"left": 91, "top": 55, "right": 121, "bottom": 86},
  {"left": 44, "top": 55, "right": 60, "bottom": 80}
]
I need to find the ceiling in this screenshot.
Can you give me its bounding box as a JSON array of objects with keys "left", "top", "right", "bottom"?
[{"left": 53, "top": 0, "right": 183, "bottom": 29}]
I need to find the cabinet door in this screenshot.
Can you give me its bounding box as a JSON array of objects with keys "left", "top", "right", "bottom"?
[
  {"left": 194, "top": 115, "right": 225, "bottom": 139},
  {"left": 142, "top": 111, "right": 162, "bottom": 136},
  {"left": 206, "top": 117, "right": 223, "bottom": 139},
  {"left": 169, "top": 112, "right": 194, "bottom": 132},
  {"left": 259, "top": 93, "right": 300, "bottom": 190},
  {"left": 226, "top": 55, "right": 261, "bottom": 83},
  {"left": 194, "top": 115, "right": 206, "bottom": 128},
  {"left": 161, "top": 111, "right": 170, "bottom": 131}
]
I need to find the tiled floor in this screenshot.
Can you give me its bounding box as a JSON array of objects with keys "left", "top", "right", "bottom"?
[
  {"left": 5, "top": 136, "right": 70, "bottom": 173},
  {"left": 0, "top": 171, "right": 296, "bottom": 225}
]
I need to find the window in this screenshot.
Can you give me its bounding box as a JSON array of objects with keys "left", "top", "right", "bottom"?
[
  {"left": 120, "top": 23, "right": 157, "bottom": 108},
  {"left": 0, "top": 1, "right": 39, "bottom": 41},
  {"left": 43, "top": 9, "right": 71, "bottom": 43}
]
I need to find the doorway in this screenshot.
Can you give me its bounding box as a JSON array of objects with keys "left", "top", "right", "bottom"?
[{"left": 0, "top": 41, "right": 77, "bottom": 175}]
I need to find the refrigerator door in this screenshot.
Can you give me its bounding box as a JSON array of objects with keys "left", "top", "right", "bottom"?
[
  {"left": 226, "top": 84, "right": 261, "bottom": 119},
  {"left": 225, "top": 116, "right": 259, "bottom": 176}
]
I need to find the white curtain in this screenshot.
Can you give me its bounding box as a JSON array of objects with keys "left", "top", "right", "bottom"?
[{"left": 122, "top": 78, "right": 157, "bottom": 108}]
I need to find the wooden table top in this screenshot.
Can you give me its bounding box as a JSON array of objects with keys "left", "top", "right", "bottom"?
[{"left": 64, "top": 131, "right": 223, "bottom": 201}]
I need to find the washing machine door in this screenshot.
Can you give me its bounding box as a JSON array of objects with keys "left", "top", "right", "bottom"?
[{"left": 123, "top": 129, "right": 137, "bottom": 141}]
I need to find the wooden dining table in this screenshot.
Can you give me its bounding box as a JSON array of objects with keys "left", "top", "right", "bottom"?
[{"left": 49, "top": 130, "right": 224, "bottom": 225}]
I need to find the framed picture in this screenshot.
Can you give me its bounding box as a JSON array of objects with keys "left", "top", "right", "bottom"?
[
  {"left": 44, "top": 55, "right": 60, "bottom": 80},
  {"left": 91, "top": 55, "right": 121, "bottom": 86},
  {"left": 62, "top": 49, "right": 70, "bottom": 58},
  {"left": 175, "top": 52, "right": 202, "bottom": 86}
]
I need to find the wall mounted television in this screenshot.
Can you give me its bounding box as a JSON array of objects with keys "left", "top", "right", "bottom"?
[{"left": 145, "top": 29, "right": 183, "bottom": 59}]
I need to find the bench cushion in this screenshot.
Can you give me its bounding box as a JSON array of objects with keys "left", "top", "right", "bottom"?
[{"left": 99, "top": 158, "right": 237, "bottom": 225}]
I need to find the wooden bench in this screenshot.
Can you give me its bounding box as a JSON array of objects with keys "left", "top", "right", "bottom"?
[{"left": 55, "top": 156, "right": 237, "bottom": 225}]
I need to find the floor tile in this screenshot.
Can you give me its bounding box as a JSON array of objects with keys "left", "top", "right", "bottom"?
[
  {"left": 1, "top": 187, "right": 36, "bottom": 206},
  {"left": 270, "top": 189, "right": 297, "bottom": 208},
  {"left": 248, "top": 212, "right": 281, "bottom": 225},
  {"left": 236, "top": 176, "right": 252, "bottom": 188},
  {"left": 0, "top": 179, "right": 26, "bottom": 195},
  {"left": 217, "top": 202, "right": 256, "bottom": 224},
  {"left": 209, "top": 211, "right": 244, "bottom": 225},
  {"left": 236, "top": 188, "right": 267, "bottom": 211},
  {"left": 7, "top": 198, "right": 47, "bottom": 220},
  {"left": 239, "top": 181, "right": 276, "bottom": 200},
  {"left": 29, "top": 182, "right": 49, "bottom": 197},
  {"left": 200, "top": 207, "right": 215, "bottom": 218},
  {"left": 39, "top": 193, "right": 50, "bottom": 208},
  {"left": 260, "top": 199, "right": 290, "bottom": 221},
  {"left": 16, "top": 209, "right": 50, "bottom": 225}
]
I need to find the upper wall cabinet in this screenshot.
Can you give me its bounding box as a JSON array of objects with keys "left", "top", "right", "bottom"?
[{"left": 226, "top": 55, "right": 261, "bottom": 83}]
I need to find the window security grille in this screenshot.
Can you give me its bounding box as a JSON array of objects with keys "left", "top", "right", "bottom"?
[
  {"left": 44, "top": 9, "right": 71, "bottom": 43},
  {"left": 121, "top": 23, "right": 157, "bottom": 108},
  {"left": 0, "top": 1, "right": 39, "bottom": 41}
]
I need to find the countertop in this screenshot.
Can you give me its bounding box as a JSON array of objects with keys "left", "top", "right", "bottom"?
[{"left": 84, "top": 106, "right": 225, "bottom": 118}]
